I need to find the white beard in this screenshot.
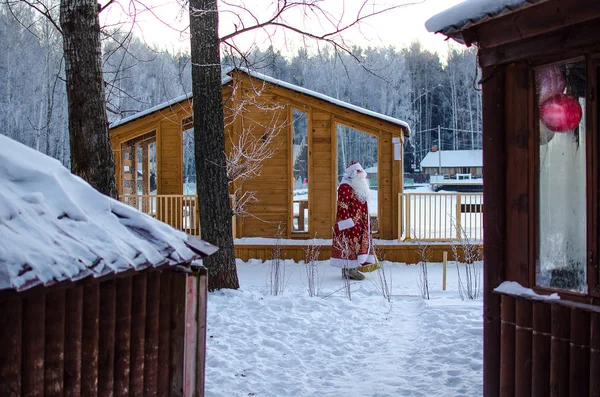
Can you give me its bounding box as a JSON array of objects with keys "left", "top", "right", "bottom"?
[{"left": 352, "top": 174, "right": 371, "bottom": 203}]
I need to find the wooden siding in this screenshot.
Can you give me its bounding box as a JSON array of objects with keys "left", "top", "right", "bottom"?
[{"left": 0, "top": 268, "right": 208, "bottom": 397}]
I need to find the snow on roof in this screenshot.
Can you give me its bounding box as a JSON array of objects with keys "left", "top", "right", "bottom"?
[
  {"left": 425, "top": 0, "right": 547, "bottom": 38},
  {"left": 235, "top": 68, "right": 410, "bottom": 134},
  {"left": 0, "top": 135, "right": 218, "bottom": 292},
  {"left": 110, "top": 69, "right": 410, "bottom": 135},
  {"left": 420, "top": 149, "right": 482, "bottom": 168}
]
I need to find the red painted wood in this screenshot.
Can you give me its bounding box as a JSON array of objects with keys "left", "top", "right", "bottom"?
[
  {"left": 195, "top": 267, "right": 209, "bottom": 397},
  {"left": 532, "top": 302, "right": 551, "bottom": 397},
  {"left": 515, "top": 299, "right": 533, "bottom": 397},
  {"left": 500, "top": 295, "right": 515, "bottom": 397},
  {"left": 184, "top": 274, "right": 198, "bottom": 397},
  {"left": 0, "top": 295, "right": 22, "bottom": 396},
  {"left": 569, "top": 309, "right": 590, "bottom": 396},
  {"left": 114, "top": 277, "right": 133, "bottom": 397},
  {"left": 550, "top": 304, "right": 570, "bottom": 397},
  {"left": 22, "top": 294, "right": 46, "bottom": 397},
  {"left": 98, "top": 280, "right": 116, "bottom": 397},
  {"left": 45, "top": 290, "right": 66, "bottom": 397},
  {"left": 170, "top": 273, "right": 187, "bottom": 397},
  {"left": 81, "top": 283, "right": 100, "bottom": 397},
  {"left": 144, "top": 272, "right": 161, "bottom": 397},
  {"left": 590, "top": 312, "right": 600, "bottom": 397},
  {"left": 130, "top": 274, "right": 147, "bottom": 397},
  {"left": 64, "top": 286, "right": 83, "bottom": 397},
  {"left": 157, "top": 271, "right": 172, "bottom": 397}
]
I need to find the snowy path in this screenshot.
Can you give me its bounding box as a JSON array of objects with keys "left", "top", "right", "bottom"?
[{"left": 205, "top": 260, "right": 483, "bottom": 397}]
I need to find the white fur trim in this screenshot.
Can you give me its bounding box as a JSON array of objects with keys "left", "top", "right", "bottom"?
[
  {"left": 357, "top": 253, "right": 375, "bottom": 265},
  {"left": 330, "top": 257, "right": 361, "bottom": 268},
  {"left": 345, "top": 163, "right": 364, "bottom": 174},
  {"left": 338, "top": 218, "right": 355, "bottom": 230}
]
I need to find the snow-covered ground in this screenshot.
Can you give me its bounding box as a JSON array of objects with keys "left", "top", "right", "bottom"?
[{"left": 205, "top": 258, "right": 483, "bottom": 397}]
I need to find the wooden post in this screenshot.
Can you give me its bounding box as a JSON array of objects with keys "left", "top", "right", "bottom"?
[
  {"left": 184, "top": 273, "right": 198, "bottom": 397},
  {"left": 22, "top": 293, "right": 46, "bottom": 396},
  {"left": 144, "top": 271, "right": 161, "bottom": 397},
  {"left": 590, "top": 312, "right": 600, "bottom": 397},
  {"left": 114, "top": 277, "right": 133, "bottom": 397},
  {"left": 170, "top": 272, "right": 187, "bottom": 397},
  {"left": 442, "top": 251, "right": 447, "bottom": 291},
  {"left": 130, "top": 274, "right": 147, "bottom": 397},
  {"left": 45, "top": 290, "right": 66, "bottom": 397},
  {"left": 195, "top": 267, "right": 209, "bottom": 397},
  {"left": 550, "top": 304, "right": 570, "bottom": 397},
  {"left": 532, "top": 301, "right": 551, "bottom": 397},
  {"left": 81, "top": 283, "right": 100, "bottom": 397},
  {"left": 500, "top": 295, "right": 515, "bottom": 397},
  {"left": 0, "top": 295, "right": 22, "bottom": 396},
  {"left": 515, "top": 298, "right": 533, "bottom": 397},
  {"left": 569, "top": 309, "right": 590, "bottom": 397},
  {"left": 157, "top": 270, "right": 172, "bottom": 397},
  {"left": 98, "top": 280, "right": 116, "bottom": 397},
  {"left": 482, "top": 63, "right": 507, "bottom": 397},
  {"left": 455, "top": 194, "right": 462, "bottom": 240},
  {"left": 64, "top": 286, "right": 83, "bottom": 397}
]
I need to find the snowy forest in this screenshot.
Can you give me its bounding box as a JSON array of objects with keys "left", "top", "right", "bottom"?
[{"left": 0, "top": 1, "right": 482, "bottom": 174}]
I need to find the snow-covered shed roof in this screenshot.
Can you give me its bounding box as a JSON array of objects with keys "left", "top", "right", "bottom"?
[
  {"left": 425, "top": 0, "right": 547, "bottom": 42},
  {"left": 0, "top": 135, "right": 218, "bottom": 292},
  {"left": 110, "top": 69, "right": 410, "bottom": 135},
  {"left": 420, "top": 149, "right": 482, "bottom": 168}
]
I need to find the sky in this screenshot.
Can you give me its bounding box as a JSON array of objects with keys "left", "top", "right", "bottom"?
[{"left": 100, "top": 0, "right": 465, "bottom": 59}]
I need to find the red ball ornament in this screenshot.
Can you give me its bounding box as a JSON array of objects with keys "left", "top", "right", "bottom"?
[
  {"left": 537, "top": 65, "right": 566, "bottom": 103},
  {"left": 539, "top": 93, "right": 582, "bottom": 132}
]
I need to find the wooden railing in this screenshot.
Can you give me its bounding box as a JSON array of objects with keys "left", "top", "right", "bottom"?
[
  {"left": 399, "top": 192, "right": 483, "bottom": 241},
  {"left": 120, "top": 194, "right": 200, "bottom": 236}
]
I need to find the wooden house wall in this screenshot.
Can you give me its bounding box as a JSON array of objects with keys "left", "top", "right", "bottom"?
[{"left": 0, "top": 267, "right": 207, "bottom": 397}]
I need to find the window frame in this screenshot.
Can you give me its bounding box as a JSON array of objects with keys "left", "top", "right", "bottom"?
[
  {"left": 530, "top": 54, "right": 600, "bottom": 299},
  {"left": 289, "top": 107, "right": 311, "bottom": 236}
]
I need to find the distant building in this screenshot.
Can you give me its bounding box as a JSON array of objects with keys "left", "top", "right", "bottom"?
[{"left": 419, "top": 149, "right": 482, "bottom": 178}]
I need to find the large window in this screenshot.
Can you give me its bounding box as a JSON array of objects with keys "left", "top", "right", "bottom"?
[
  {"left": 535, "top": 60, "right": 587, "bottom": 293},
  {"left": 183, "top": 128, "right": 196, "bottom": 194},
  {"left": 292, "top": 109, "right": 309, "bottom": 233},
  {"left": 336, "top": 123, "right": 379, "bottom": 233}
]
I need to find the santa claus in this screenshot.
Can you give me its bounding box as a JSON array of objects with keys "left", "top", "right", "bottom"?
[{"left": 331, "top": 161, "right": 377, "bottom": 280}]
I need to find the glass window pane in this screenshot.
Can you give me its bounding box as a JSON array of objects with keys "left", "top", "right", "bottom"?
[
  {"left": 292, "top": 109, "right": 309, "bottom": 233},
  {"left": 536, "top": 60, "right": 587, "bottom": 293},
  {"left": 183, "top": 128, "right": 196, "bottom": 194}
]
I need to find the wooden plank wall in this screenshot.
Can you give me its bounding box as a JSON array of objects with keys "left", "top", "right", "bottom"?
[
  {"left": 0, "top": 268, "right": 204, "bottom": 397},
  {"left": 498, "top": 294, "right": 598, "bottom": 397},
  {"left": 160, "top": 119, "right": 183, "bottom": 195},
  {"left": 311, "top": 111, "right": 334, "bottom": 238}
]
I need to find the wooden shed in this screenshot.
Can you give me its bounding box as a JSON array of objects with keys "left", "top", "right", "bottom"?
[
  {"left": 0, "top": 135, "right": 217, "bottom": 396},
  {"left": 427, "top": 0, "right": 600, "bottom": 395},
  {"left": 109, "top": 68, "right": 410, "bottom": 244}
]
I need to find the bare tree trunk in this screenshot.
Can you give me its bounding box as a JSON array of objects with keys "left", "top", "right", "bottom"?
[
  {"left": 60, "top": 0, "right": 117, "bottom": 198},
  {"left": 189, "top": 0, "right": 239, "bottom": 290}
]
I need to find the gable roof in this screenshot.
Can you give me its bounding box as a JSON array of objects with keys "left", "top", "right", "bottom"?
[
  {"left": 420, "top": 149, "right": 482, "bottom": 168},
  {"left": 0, "top": 135, "right": 218, "bottom": 292},
  {"left": 425, "top": 0, "right": 547, "bottom": 43},
  {"left": 110, "top": 68, "right": 410, "bottom": 135}
]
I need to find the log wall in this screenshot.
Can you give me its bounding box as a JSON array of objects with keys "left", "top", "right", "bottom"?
[{"left": 0, "top": 267, "right": 208, "bottom": 397}]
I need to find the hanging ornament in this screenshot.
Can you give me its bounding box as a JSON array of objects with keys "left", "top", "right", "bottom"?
[
  {"left": 539, "top": 93, "right": 582, "bottom": 132},
  {"left": 537, "top": 65, "right": 566, "bottom": 103}
]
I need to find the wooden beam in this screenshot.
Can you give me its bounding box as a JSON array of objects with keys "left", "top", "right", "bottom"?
[
  {"left": 550, "top": 304, "right": 570, "bottom": 397},
  {"left": 157, "top": 270, "right": 172, "bottom": 397},
  {"left": 64, "top": 286, "right": 83, "bottom": 397},
  {"left": 170, "top": 272, "right": 187, "bottom": 397},
  {"left": 114, "top": 277, "right": 133, "bottom": 397},
  {"left": 81, "top": 283, "right": 100, "bottom": 397},
  {"left": 0, "top": 295, "right": 21, "bottom": 396},
  {"left": 45, "top": 290, "right": 66, "bottom": 397},
  {"left": 515, "top": 299, "right": 533, "bottom": 397},
  {"left": 144, "top": 272, "right": 161, "bottom": 397},
  {"left": 130, "top": 274, "right": 147, "bottom": 397},
  {"left": 98, "top": 281, "right": 116, "bottom": 397},
  {"left": 531, "top": 302, "right": 551, "bottom": 397},
  {"left": 22, "top": 293, "right": 46, "bottom": 396},
  {"left": 482, "top": 64, "right": 506, "bottom": 397},
  {"left": 499, "top": 295, "right": 515, "bottom": 397},
  {"left": 591, "top": 312, "right": 600, "bottom": 396},
  {"left": 569, "top": 309, "right": 590, "bottom": 396},
  {"left": 195, "top": 267, "right": 209, "bottom": 397}
]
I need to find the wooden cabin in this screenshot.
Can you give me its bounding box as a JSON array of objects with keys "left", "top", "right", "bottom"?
[
  {"left": 0, "top": 135, "right": 216, "bottom": 397},
  {"left": 109, "top": 68, "right": 410, "bottom": 243},
  {"left": 420, "top": 149, "right": 483, "bottom": 178},
  {"left": 427, "top": 0, "right": 600, "bottom": 395}
]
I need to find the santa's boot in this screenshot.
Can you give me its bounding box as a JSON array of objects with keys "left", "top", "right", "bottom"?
[{"left": 342, "top": 268, "right": 365, "bottom": 280}]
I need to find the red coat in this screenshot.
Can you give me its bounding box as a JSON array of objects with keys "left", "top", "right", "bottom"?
[{"left": 330, "top": 183, "right": 375, "bottom": 268}]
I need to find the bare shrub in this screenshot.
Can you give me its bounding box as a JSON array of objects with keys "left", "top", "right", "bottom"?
[
  {"left": 267, "top": 225, "right": 287, "bottom": 296},
  {"left": 370, "top": 244, "right": 392, "bottom": 303},
  {"left": 414, "top": 237, "right": 431, "bottom": 300},
  {"left": 332, "top": 231, "right": 353, "bottom": 300},
  {"left": 302, "top": 234, "right": 324, "bottom": 297},
  {"left": 451, "top": 221, "right": 483, "bottom": 300}
]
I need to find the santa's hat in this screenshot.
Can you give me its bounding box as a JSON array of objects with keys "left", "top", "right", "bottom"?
[{"left": 344, "top": 161, "right": 365, "bottom": 178}]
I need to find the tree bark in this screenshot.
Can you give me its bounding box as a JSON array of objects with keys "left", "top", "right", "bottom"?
[
  {"left": 189, "top": 0, "right": 239, "bottom": 290},
  {"left": 60, "top": 0, "right": 117, "bottom": 198}
]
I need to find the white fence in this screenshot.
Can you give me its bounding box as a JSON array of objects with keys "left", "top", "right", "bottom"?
[{"left": 399, "top": 192, "right": 483, "bottom": 241}]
